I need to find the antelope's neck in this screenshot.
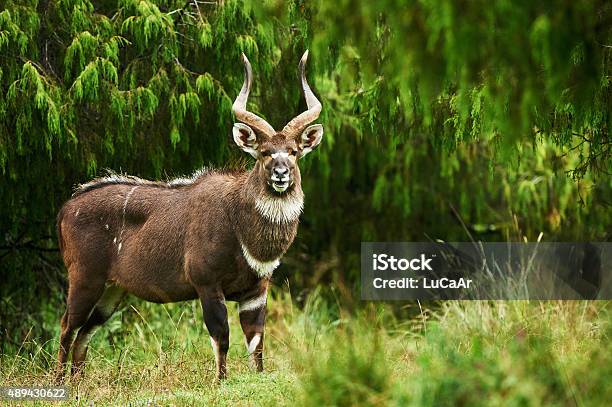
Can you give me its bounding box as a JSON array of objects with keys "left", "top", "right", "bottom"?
[
  {"left": 252, "top": 188, "right": 304, "bottom": 224},
  {"left": 235, "top": 173, "right": 303, "bottom": 273}
]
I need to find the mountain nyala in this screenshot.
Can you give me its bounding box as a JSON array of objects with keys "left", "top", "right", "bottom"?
[{"left": 55, "top": 51, "right": 324, "bottom": 382}]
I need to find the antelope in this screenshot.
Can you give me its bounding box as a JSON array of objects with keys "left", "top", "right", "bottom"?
[{"left": 55, "top": 51, "right": 323, "bottom": 382}]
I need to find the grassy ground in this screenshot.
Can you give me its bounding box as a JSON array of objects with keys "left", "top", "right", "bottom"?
[{"left": 1, "top": 292, "right": 610, "bottom": 406}]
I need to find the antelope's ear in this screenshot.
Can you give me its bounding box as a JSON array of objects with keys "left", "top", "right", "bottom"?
[
  {"left": 233, "top": 123, "right": 260, "bottom": 159},
  {"left": 297, "top": 124, "right": 323, "bottom": 158}
]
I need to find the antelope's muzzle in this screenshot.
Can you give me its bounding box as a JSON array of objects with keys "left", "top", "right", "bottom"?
[{"left": 271, "top": 165, "right": 291, "bottom": 192}]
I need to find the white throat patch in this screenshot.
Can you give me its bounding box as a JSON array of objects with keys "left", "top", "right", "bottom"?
[
  {"left": 255, "top": 192, "right": 304, "bottom": 223},
  {"left": 240, "top": 243, "right": 280, "bottom": 279}
]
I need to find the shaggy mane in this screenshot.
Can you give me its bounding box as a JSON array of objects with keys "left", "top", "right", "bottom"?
[{"left": 72, "top": 168, "right": 213, "bottom": 197}]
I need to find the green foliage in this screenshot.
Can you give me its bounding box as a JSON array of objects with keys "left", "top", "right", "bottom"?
[
  {"left": 298, "top": 327, "right": 390, "bottom": 406},
  {"left": 2, "top": 290, "right": 609, "bottom": 406},
  {"left": 294, "top": 300, "right": 611, "bottom": 407},
  {"left": 407, "top": 326, "right": 569, "bottom": 406},
  {"left": 0, "top": 0, "right": 273, "bottom": 238},
  {"left": 303, "top": 0, "right": 612, "bottom": 171}
]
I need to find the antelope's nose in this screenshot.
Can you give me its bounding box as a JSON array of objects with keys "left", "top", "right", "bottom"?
[{"left": 273, "top": 167, "right": 289, "bottom": 178}]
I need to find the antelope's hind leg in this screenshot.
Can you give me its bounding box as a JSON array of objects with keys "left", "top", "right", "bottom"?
[
  {"left": 55, "top": 268, "right": 106, "bottom": 383},
  {"left": 197, "top": 286, "right": 229, "bottom": 382},
  {"left": 70, "top": 284, "right": 125, "bottom": 378}
]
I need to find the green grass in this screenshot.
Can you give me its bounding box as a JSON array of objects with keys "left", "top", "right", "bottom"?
[{"left": 1, "top": 293, "right": 610, "bottom": 406}]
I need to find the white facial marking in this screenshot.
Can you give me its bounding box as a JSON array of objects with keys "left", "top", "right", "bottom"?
[
  {"left": 75, "top": 209, "right": 80, "bottom": 217},
  {"left": 271, "top": 152, "right": 290, "bottom": 159},
  {"left": 113, "top": 237, "right": 117, "bottom": 244},
  {"left": 255, "top": 190, "right": 304, "bottom": 223},
  {"left": 239, "top": 291, "right": 267, "bottom": 313},
  {"left": 240, "top": 243, "right": 279, "bottom": 278},
  {"left": 247, "top": 333, "right": 261, "bottom": 354},
  {"left": 105, "top": 224, "right": 109, "bottom": 230},
  {"left": 117, "top": 242, "right": 122, "bottom": 253}
]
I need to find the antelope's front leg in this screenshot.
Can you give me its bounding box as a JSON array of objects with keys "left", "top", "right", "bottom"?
[
  {"left": 239, "top": 289, "right": 267, "bottom": 371},
  {"left": 198, "top": 287, "right": 229, "bottom": 381}
]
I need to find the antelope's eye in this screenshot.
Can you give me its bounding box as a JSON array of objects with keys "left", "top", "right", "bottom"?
[
  {"left": 261, "top": 150, "right": 272, "bottom": 157},
  {"left": 288, "top": 149, "right": 297, "bottom": 156}
]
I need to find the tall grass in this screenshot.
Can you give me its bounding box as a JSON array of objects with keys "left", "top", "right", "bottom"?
[{"left": 1, "top": 292, "right": 609, "bottom": 406}]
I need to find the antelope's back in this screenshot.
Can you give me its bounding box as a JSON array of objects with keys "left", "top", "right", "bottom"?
[{"left": 57, "top": 181, "right": 187, "bottom": 269}]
